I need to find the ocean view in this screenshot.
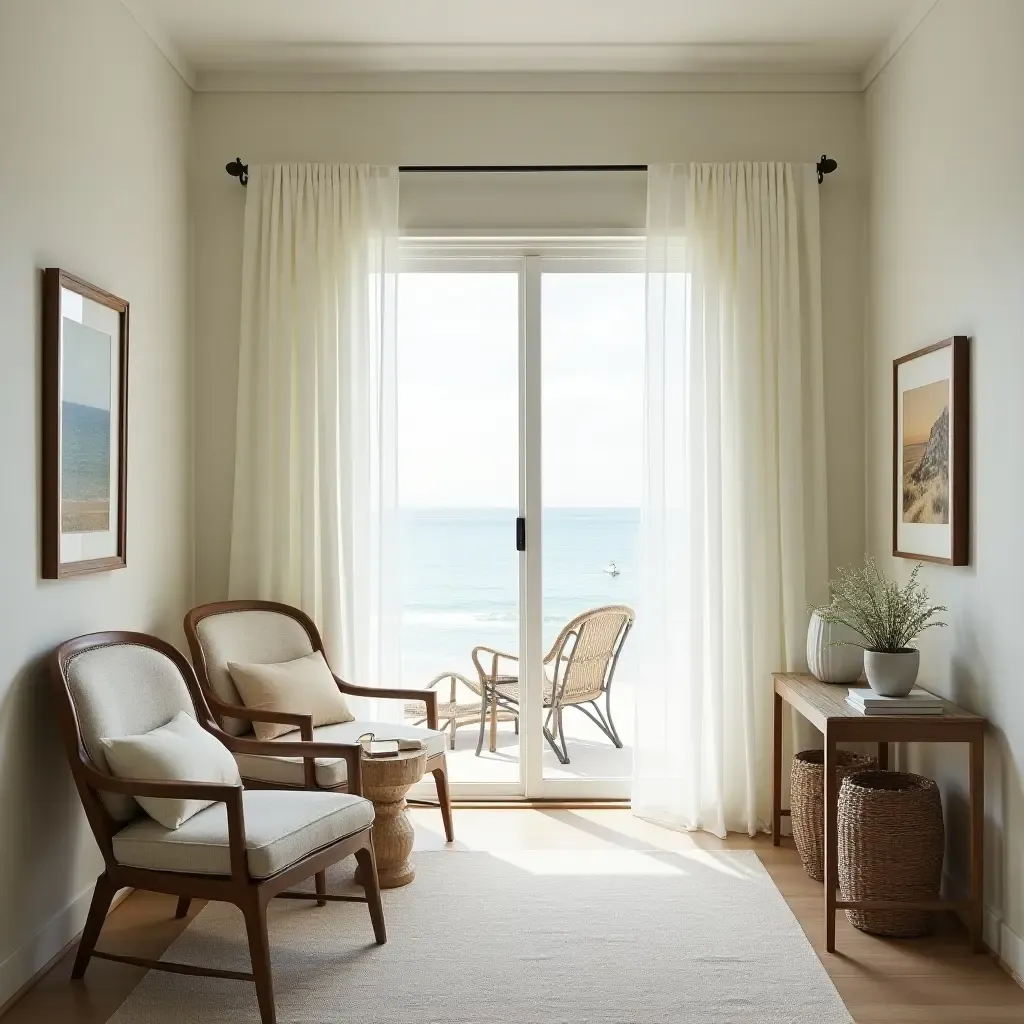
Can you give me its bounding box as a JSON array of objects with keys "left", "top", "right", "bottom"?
[{"left": 399, "top": 507, "right": 639, "bottom": 688}]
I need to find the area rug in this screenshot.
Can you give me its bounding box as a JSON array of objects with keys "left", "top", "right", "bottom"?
[{"left": 109, "top": 849, "right": 852, "bottom": 1023}]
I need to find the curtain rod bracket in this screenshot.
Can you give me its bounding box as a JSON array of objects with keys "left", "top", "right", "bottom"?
[
  {"left": 816, "top": 154, "right": 838, "bottom": 184},
  {"left": 226, "top": 157, "right": 248, "bottom": 187}
]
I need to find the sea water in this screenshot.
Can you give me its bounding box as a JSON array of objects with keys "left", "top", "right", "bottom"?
[{"left": 399, "top": 507, "right": 639, "bottom": 687}]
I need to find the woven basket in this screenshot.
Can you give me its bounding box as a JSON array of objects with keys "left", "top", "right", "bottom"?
[
  {"left": 838, "top": 770, "right": 944, "bottom": 937},
  {"left": 790, "top": 749, "right": 877, "bottom": 882}
]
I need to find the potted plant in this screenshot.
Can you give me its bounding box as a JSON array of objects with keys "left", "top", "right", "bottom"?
[{"left": 812, "top": 558, "right": 947, "bottom": 697}]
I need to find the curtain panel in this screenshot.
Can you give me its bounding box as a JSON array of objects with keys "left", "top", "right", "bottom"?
[
  {"left": 635, "top": 163, "right": 829, "bottom": 837},
  {"left": 229, "top": 164, "right": 400, "bottom": 708}
]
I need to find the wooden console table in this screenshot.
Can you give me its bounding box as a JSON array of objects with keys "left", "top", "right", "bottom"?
[{"left": 772, "top": 672, "right": 986, "bottom": 954}]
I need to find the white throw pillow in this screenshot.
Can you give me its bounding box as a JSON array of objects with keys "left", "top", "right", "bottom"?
[
  {"left": 101, "top": 711, "right": 242, "bottom": 830},
  {"left": 227, "top": 650, "right": 355, "bottom": 742}
]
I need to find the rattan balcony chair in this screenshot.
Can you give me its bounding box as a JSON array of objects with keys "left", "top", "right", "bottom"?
[{"left": 471, "top": 605, "right": 634, "bottom": 764}]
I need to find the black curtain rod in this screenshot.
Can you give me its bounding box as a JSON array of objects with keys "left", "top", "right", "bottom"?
[{"left": 225, "top": 155, "right": 838, "bottom": 187}]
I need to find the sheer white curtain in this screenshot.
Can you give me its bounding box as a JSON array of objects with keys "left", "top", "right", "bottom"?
[
  {"left": 635, "top": 163, "right": 829, "bottom": 837},
  {"left": 228, "top": 164, "right": 400, "bottom": 712}
]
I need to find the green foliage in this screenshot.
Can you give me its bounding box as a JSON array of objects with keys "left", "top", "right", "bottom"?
[{"left": 813, "top": 558, "right": 947, "bottom": 653}]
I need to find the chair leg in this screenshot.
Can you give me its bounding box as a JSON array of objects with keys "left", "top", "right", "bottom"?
[
  {"left": 174, "top": 896, "right": 192, "bottom": 919},
  {"left": 241, "top": 896, "right": 276, "bottom": 1024},
  {"left": 432, "top": 761, "right": 455, "bottom": 842},
  {"left": 575, "top": 698, "right": 624, "bottom": 749},
  {"left": 603, "top": 691, "right": 623, "bottom": 747},
  {"left": 542, "top": 716, "right": 570, "bottom": 764},
  {"left": 72, "top": 873, "right": 118, "bottom": 980},
  {"left": 315, "top": 870, "right": 327, "bottom": 908},
  {"left": 476, "top": 687, "right": 488, "bottom": 756},
  {"left": 354, "top": 843, "right": 387, "bottom": 944},
  {"left": 557, "top": 708, "right": 569, "bottom": 764}
]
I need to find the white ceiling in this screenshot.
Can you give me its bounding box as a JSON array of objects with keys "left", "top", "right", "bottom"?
[{"left": 121, "top": 0, "right": 936, "bottom": 87}]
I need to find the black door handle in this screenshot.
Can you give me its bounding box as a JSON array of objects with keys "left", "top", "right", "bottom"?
[{"left": 516, "top": 517, "right": 526, "bottom": 552}]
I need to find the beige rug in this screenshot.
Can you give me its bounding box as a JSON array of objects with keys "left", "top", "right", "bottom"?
[{"left": 110, "top": 850, "right": 851, "bottom": 1023}]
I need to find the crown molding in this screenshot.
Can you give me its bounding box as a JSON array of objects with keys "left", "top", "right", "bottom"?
[
  {"left": 189, "top": 40, "right": 872, "bottom": 81},
  {"left": 194, "top": 69, "right": 863, "bottom": 95},
  {"left": 119, "top": 0, "right": 196, "bottom": 89},
  {"left": 861, "top": 0, "right": 940, "bottom": 90}
]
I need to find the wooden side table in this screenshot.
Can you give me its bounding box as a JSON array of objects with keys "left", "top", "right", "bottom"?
[
  {"left": 354, "top": 746, "right": 427, "bottom": 889},
  {"left": 772, "top": 672, "right": 986, "bottom": 954}
]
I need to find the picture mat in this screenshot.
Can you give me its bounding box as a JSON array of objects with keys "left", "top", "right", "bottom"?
[
  {"left": 58, "top": 287, "right": 121, "bottom": 564},
  {"left": 895, "top": 345, "right": 956, "bottom": 560}
]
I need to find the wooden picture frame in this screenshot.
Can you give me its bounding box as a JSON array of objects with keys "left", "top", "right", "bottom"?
[
  {"left": 892, "top": 336, "right": 969, "bottom": 565},
  {"left": 42, "top": 269, "right": 129, "bottom": 578}
]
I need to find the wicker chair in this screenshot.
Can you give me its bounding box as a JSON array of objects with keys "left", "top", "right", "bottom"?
[
  {"left": 405, "top": 671, "right": 516, "bottom": 749},
  {"left": 471, "top": 605, "right": 634, "bottom": 764}
]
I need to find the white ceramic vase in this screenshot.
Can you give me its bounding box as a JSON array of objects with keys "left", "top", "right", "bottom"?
[
  {"left": 863, "top": 649, "right": 920, "bottom": 697},
  {"left": 806, "top": 611, "right": 865, "bottom": 684}
]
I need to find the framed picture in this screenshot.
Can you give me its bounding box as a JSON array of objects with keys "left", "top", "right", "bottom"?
[
  {"left": 42, "top": 269, "right": 129, "bottom": 578},
  {"left": 893, "top": 336, "right": 969, "bottom": 565}
]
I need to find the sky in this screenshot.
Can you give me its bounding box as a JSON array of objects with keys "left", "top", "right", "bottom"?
[
  {"left": 62, "top": 318, "right": 112, "bottom": 410},
  {"left": 397, "top": 272, "right": 644, "bottom": 508},
  {"left": 902, "top": 379, "right": 949, "bottom": 446}
]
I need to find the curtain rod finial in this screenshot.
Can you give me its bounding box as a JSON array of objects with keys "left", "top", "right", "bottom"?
[
  {"left": 226, "top": 158, "right": 248, "bottom": 187},
  {"left": 816, "top": 154, "right": 838, "bottom": 184}
]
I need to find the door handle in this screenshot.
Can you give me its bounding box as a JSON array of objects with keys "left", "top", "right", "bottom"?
[{"left": 516, "top": 517, "right": 526, "bottom": 552}]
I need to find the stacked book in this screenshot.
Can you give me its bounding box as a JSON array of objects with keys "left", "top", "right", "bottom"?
[{"left": 846, "top": 688, "right": 945, "bottom": 716}]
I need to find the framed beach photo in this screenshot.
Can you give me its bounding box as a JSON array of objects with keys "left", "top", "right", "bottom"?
[
  {"left": 893, "top": 337, "right": 969, "bottom": 565},
  {"left": 42, "top": 269, "right": 129, "bottom": 578}
]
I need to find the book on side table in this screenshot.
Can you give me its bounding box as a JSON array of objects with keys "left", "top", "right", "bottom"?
[{"left": 846, "top": 687, "right": 945, "bottom": 716}]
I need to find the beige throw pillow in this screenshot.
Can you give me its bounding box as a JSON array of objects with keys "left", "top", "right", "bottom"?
[
  {"left": 227, "top": 650, "right": 355, "bottom": 741},
  {"left": 101, "top": 711, "right": 242, "bottom": 830}
]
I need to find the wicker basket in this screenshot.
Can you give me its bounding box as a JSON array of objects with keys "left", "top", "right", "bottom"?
[
  {"left": 790, "top": 749, "right": 877, "bottom": 882},
  {"left": 838, "top": 770, "right": 944, "bottom": 937}
]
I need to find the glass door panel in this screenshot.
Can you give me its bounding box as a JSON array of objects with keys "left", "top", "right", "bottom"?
[
  {"left": 396, "top": 271, "right": 522, "bottom": 791},
  {"left": 539, "top": 270, "right": 644, "bottom": 790}
]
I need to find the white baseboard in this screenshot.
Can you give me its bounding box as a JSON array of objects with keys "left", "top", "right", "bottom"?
[
  {"left": 986, "top": 907, "right": 1024, "bottom": 988},
  {"left": 0, "top": 880, "right": 129, "bottom": 1013}
]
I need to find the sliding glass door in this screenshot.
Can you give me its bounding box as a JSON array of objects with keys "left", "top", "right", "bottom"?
[
  {"left": 398, "top": 241, "right": 643, "bottom": 800},
  {"left": 538, "top": 268, "right": 643, "bottom": 797},
  {"left": 396, "top": 263, "right": 523, "bottom": 797}
]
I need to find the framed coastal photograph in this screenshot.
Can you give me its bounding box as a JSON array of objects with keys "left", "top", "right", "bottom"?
[
  {"left": 893, "top": 336, "right": 969, "bottom": 565},
  {"left": 42, "top": 269, "right": 129, "bottom": 578}
]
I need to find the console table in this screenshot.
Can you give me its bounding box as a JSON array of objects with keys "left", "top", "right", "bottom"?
[{"left": 772, "top": 672, "right": 986, "bottom": 954}]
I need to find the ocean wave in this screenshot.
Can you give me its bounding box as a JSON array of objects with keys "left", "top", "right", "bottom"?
[
  {"left": 402, "top": 610, "right": 515, "bottom": 628},
  {"left": 402, "top": 609, "right": 571, "bottom": 628}
]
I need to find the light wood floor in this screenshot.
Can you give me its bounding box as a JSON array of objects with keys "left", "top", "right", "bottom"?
[{"left": 3, "top": 808, "right": 1022, "bottom": 1023}]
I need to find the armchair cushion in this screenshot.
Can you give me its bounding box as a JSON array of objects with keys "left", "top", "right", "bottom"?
[
  {"left": 65, "top": 643, "right": 200, "bottom": 822},
  {"left": 234, "top": 720, "right": 445, "bottom": 789},
  {"left": 227, "top": 651, "right": 355, "bottom": 741},
  {"left": 101, "top": 711, "right": 242, "bottom": 829},
  {"left": 112, "top": 790, "right": 373, "bottom": 878},
  {"left": 194, "top": 610, "right": 316, "bottom": 735}
]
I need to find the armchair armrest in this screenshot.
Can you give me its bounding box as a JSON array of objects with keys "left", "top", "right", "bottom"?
[
  {"left": 82, "top": 764, "right": 250, "bottom": 881},
  {"left": 215, "top": 730, "right": 365, "bottom": 797},
  {"left": 332, "top": 675, "right": 439, "bottom": 731},
  {"left": 471, "top": 645, "right": 519, "bottom": 684},
  {"left": 205, "top": 692, "right": 314, "bottom": 741}
]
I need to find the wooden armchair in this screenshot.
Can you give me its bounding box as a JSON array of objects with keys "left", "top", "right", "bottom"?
[
  {"left": 183, "top": 600, "right": 454, "bottom": 842},
  {"left": 52, "top": 631, "right": 385, "bottom": 1024}
]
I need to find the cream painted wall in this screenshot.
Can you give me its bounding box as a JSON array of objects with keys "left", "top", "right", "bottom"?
[
  {"left": 0, "top": 0, "right": 192, "bottom": 1003},
  {"left": 191, "top": 88, "right": 868, "bottom": 604},
  {"left": 866, "top": 0, "right": 1024, "bottom": 970}
]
